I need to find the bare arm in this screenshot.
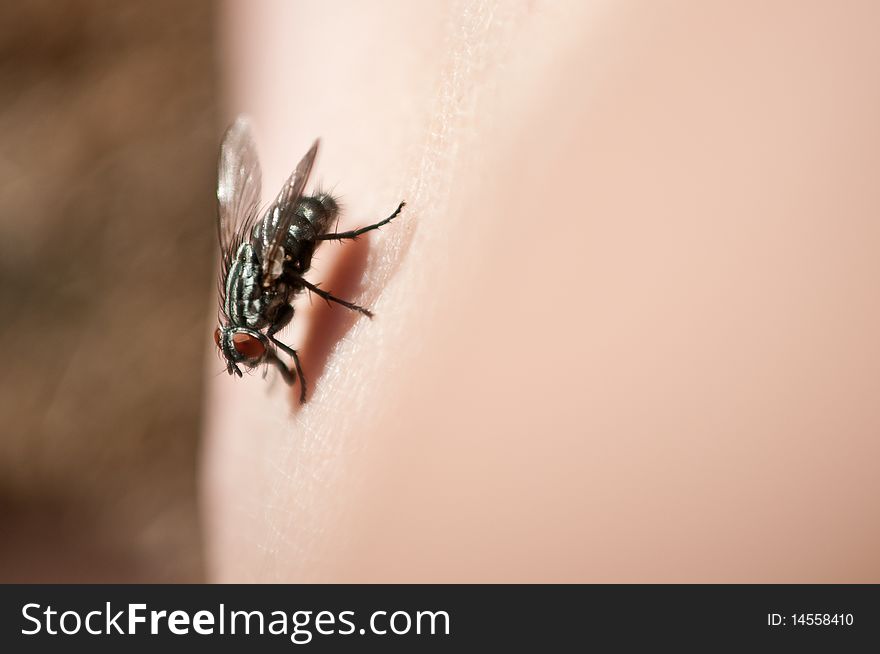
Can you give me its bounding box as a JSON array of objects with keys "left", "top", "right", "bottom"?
[{"left": 203, "top": 0, "right": 880, "bottom": 582}]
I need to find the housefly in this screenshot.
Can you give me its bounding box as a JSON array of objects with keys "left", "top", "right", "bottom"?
[{"left": 213, "top": 116, "right": 405, "bottom": 403}]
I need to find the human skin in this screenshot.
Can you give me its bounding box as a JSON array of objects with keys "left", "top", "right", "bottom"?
[{"left": 202, "top": 1, "right": 880, "bottom": 582}]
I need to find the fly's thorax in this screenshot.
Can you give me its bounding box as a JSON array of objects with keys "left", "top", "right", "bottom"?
[{"left": 224, "top": 242, "right": 264, "bottom": 328}]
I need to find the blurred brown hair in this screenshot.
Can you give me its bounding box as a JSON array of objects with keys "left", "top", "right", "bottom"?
[{"left": 0, "top": 0, "right": 218, "bottom": 582}]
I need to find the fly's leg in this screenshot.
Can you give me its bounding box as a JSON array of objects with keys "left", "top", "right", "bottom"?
[
  {"left": 267, "top": 304, "right": 307, "bottom": 403},
  {"left": 316, "top": 201, "right": 405, "bottom": 242},
  {"left": 299, "top": 279, "right": 373, "bottom": 318},
  {"left": 266, "top": 350, "right": 295, "bottom": 386},
  {"left": 268, "top": 334, "right": 307, "bottom": 404}
]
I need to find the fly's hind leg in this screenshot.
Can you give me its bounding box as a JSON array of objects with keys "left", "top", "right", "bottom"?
[
  {"left": 316, "top": 201, "right": 405, "bottom": 242},
  {"left": 267, "top": 304, "right": 307, "bottom": 403},
  {"left": 299, "top": 279, "right": 373, "bottom": 318}
]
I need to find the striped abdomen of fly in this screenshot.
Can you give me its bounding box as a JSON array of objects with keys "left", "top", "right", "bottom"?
[
  {"left": 253, "top": 193, "right": 339, "bottom": 279},
  {"left": 225, "top": 194, "right": 339, "bottom": 331}
]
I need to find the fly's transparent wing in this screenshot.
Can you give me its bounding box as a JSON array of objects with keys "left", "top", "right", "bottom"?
[
  {"left": 216, "top": 116, "right": 262, "bottom": 257},
  {"left": 260, "top": 139, "right": 319, "bottom": 280}
]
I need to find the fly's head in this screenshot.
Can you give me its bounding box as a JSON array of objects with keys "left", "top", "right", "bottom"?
[{"left": 214, "top": 324, "right": 270, "bottom": 377}]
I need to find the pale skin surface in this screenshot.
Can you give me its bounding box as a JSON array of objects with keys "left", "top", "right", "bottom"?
[{"left": 203, "top": 1, "right": 880, "bottom": 582}]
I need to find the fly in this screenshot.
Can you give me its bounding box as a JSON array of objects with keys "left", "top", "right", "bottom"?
[{"left": 213, "top": 116, "right": 405, "bottom": 402}]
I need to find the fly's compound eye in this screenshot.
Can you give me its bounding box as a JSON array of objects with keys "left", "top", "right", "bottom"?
[
  {"left": 232, "top": 332, "right": 266, "bottom": 360},
  {"left": 213, "top": 327, "right": 222, "bottom": 350}
]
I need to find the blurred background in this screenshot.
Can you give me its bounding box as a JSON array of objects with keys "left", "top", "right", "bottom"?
[{"left": 0, "top": 1, "right": 216, "bottom": 582}]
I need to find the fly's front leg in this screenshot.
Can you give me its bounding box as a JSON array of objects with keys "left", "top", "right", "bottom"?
[
  {"left": 316, "top": 201, "right": 405, "bottom": 242},
  {"left": 299, "top": 279, "right": 373, "bottom": 318},
  {"left": 266, "top": 350, "right": 295, "bottom": 386},
  {"left": 267, "top": 303, "right": 307, "bottom": 403},
  {"left": 268, "top": 332, "right": 307, "bottom": 404}
]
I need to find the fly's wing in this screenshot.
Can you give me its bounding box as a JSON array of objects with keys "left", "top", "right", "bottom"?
[
  {"left": 216, "top": 116, "right": 262, "bottom": 271},
  {"left": 259, "top": 139, "right": 319, "bottom": 281}
]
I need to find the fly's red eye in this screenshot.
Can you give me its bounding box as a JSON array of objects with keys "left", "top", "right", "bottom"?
[
  {"left": 232, "top": 332, "right": 266, "bottom": 359},
  {"left": 213, "top": 327, "right": 222, "bottom": 349}
]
